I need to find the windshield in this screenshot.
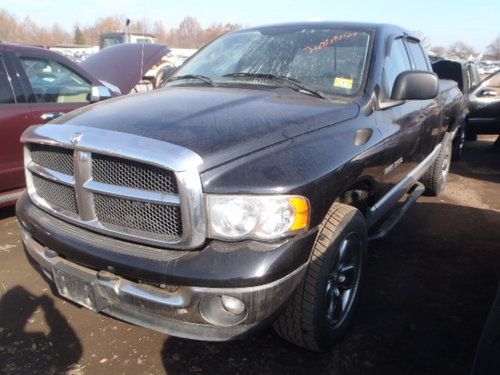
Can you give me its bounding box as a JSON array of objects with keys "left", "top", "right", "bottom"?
[{"left": 167, "top": 26, "right": 372, "bottom": 97}]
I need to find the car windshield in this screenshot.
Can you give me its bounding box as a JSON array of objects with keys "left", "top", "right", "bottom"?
[{"left": 167, "top": 26, "right": 372, "bottom": 97}]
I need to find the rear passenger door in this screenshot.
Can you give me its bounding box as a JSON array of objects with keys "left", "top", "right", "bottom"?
[
  {"left": 0, "top": 52, "right": 33, "bottom": 193},
  {"left": 375, "top": 36, "right": 423, "bottom": 186}
]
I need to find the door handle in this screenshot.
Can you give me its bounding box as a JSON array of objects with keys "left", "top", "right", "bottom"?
[{"left": 41, "top": 112, "right": 65, "bottom": 121}]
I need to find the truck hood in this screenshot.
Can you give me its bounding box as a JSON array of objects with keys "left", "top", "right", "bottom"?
[
  {"left": 80, "top": 44, "right": 170, "bottom": 94},
  {"left": 57, "top": 86, "right": 359, "bottom": 170}
]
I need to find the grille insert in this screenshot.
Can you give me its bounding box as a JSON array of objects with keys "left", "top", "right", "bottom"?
[
  {"left": 94, "top": 194, "right": 182, "bottom": 241},
  {"left": 31, "top": 174, "right": 78, "bottom": 214},
  {"left": 30, "top": 144, "right": 74, "bottom": 175},
  {"left": 92, "top": 154, "right": 178, "bottom": 193}
]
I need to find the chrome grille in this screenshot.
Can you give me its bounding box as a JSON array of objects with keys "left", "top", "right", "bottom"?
[
  {"left": 31, "top": 174, "right": 78, "bottom": 214},
  {"left": 94, "top": 194, "right": 182, "bottom": 241},
  {"left": 92, "top": 154, "right": 178, "bottom": 193},
  {"left": 22, "top": 125, "right": 205, "bottom": 249},
  {"left": 29, "top": 144, "right": 74, "bottom": 175}
]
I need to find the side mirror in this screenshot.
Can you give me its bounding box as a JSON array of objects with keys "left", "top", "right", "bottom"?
[
  {"left": 477, "top": 88, "right": 497, "bottom": 98},
  {"left": 90, "top": 85, "right": 112, "bottom": 103},
  {"left": 391, "top": 71, "right": 439, "bottom": 101}
]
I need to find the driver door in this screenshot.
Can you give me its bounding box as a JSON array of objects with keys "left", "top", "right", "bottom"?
[
  {"left": 16, "top": 53, "right": 92, "bottom": 124},
  {"left": 468, "top": 70, "right": 500, "bottom": 134}
]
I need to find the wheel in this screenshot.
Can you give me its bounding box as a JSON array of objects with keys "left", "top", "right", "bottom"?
[
  {"left": 421, "top": 133, "right": 452, "bottom": 196},
  {"left": 452, "top": 125, "right": 465, "bottom": 161},
  {"left": 273, "top": 203, "right": 367, "bottom": 352}
]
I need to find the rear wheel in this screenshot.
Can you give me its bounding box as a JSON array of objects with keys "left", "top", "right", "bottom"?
[
  {"left": 452, "top": 124, "right": 466, "bottom": 161},
  {"left": 273, "top": 203, "right": 367, "bottom": 352},
  {"left": 421, "top": 133, "right": 452, "bottom": 196}
]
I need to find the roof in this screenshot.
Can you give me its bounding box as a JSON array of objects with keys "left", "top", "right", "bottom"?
[{"left": 240, "top": 21, "right": 412, "bottom": 38}]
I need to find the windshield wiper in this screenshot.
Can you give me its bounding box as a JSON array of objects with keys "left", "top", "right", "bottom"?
[
  {"left": 222, "top": 72, "right": 327, "bottom": 99},
  {"left": 167, "top": 74, "right": 216, "bottom": 86}
]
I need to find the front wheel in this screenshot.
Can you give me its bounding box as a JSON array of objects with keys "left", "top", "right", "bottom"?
[{"left": 273, "top": 203, "right": 367, "bottom": 352}]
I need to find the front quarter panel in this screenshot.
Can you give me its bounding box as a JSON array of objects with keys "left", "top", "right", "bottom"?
[{"left": 201, "top": 114, "right": 385, "bottom": 227}]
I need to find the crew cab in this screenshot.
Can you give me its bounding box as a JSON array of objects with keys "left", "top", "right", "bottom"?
[
  {"left": 17, "top": 22, "right": 464, "bottom": 351},
  {"left": 0, "top": 42, "right": 168, "bottom": 207}
]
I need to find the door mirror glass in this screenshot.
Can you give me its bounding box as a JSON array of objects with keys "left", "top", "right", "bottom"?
[
  {"left": 391, "top": 71, "right": 439, "bottom": 101},
  {"left": 90, "top": 85, "right": 112, "bottom": 102}
]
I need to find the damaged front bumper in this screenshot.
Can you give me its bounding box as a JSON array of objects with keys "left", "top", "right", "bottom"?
[{"left": 21, "top": 228, "right": 306, "bottom": 341}]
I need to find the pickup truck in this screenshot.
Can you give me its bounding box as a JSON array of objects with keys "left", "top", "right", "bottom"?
[
  {"left": 0, "top": 42, "right": 169, "bottom": 208},
  {"left": 467, "top": 69, "right": 500, "bottom": 138},
  {"left": 431, "top": 59, "right": 480, "bottom": 159},
  {"left": 431, "top": 58, "right": 500, "bottom": 148},
  {"left": 17, "top": 22, "right": 464, "bottom": 351}
]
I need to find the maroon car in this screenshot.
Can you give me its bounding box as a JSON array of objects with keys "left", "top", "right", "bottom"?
[{"left": 0, "top": 42, "right": 169, "bottom": 207}]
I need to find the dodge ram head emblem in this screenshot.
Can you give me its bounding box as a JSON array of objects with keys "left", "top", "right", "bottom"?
[{"left": 70, "top": 132, "right": 83, "bottom": 145}]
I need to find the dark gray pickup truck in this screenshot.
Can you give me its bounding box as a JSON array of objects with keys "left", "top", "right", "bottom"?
[{"left": 17, "top": 22, "right": 464, "bottom": 351}]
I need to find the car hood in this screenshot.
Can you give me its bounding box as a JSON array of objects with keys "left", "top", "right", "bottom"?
[
  {"left": 56, "top": 86, "right": 359, "bottom": 170},
  {"left": 80, "top": 43, "right": 170, "bottom": 94}
]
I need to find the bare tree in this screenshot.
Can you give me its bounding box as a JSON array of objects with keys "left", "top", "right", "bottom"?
[
  {"left": 447, "top": 41, "right": 477, "bottom": 60},
  {"left": 0, "top": 8, "right": 240, "bottom": 48},
  {"left": 431, "top": 45, "right": 446, "bottom": 57},
  {"left": 486, "top": 35, "right": 500, "bottom": 60}
]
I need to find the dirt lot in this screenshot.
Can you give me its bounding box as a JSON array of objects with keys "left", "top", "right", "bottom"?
[{"left": 0, "top": 136, "right": 499, "bottom": 375}]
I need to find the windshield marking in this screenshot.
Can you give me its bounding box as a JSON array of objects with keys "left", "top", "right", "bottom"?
[{"left": 304, "top": 32, "right": 359, "bottom": 53}]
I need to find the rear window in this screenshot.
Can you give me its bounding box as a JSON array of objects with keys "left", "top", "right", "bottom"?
[
  {"left": 407, "top": 41, "right": 430, "bottom": 71},
  {"left": 0, "top": 57, "right": 15, "bottom": 104}
]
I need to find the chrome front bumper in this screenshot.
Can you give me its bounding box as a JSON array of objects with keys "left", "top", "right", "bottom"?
[{"left": 21, "top": 228, "right": 306, "bottom": 341}]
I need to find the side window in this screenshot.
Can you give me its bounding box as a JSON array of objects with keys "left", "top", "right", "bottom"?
[
  {"left": 20, "top": 56, "right": 91, "bottom": 104},
  {"left": 407, "top": 41, "right": 430, "bottom": 71},
  {"left": 0, "top": 56, "right": 16, "bottom": 104},
  {"left": 382, "top": 38, "right": 411, "bottom": 99}
]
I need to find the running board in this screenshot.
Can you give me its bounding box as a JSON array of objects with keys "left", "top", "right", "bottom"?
[{"left": 369, "top": 182, "right": 425, "bottom": 241}]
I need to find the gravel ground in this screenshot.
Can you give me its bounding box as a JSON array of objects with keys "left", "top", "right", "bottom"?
[{"left": 0, "top": 136, "right": 499, "bottom": 375}]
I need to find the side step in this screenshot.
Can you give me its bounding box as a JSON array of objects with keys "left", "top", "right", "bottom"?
[{"left": 368, "top": 182, "right": 425, "bottom": 241}]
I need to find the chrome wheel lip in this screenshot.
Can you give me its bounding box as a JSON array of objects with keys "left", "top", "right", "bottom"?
[
  {"left": 325, "top": 232, "right": 363, "bottom": 329},
  {"left": 441, "top": 141, "right": 452, "bottom": 182}
]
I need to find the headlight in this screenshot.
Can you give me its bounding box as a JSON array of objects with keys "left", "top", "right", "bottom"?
[{"left": 207, "top": 195, "right": 310, "bottom": 240}]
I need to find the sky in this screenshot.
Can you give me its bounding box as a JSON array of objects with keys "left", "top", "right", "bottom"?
[{"left": 2, "top": 0, "right": 499, "bottom": 51}]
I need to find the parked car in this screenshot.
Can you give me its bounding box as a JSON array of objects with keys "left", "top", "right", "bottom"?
[
  {"left": 467, "top": 70, "right": 500, "bottom": 137},
  {"left": 0, "top": 42, "right": 169, "bottom": 208},
  {"left": 431, "top": 59, "right": 481, "bottom": 159},
  {"left": 18, "top": 22, "right": 464, "bottom": 351},
  {"left": 100, "top": 31, "right": 176, "bottom": 88}
]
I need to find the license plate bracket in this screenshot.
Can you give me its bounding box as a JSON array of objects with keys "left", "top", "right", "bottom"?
[{"left": 53, "top": 263, "right": 98, "bottom": 311}]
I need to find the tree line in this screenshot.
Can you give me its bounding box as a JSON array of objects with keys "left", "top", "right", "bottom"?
[
  {"left": 1, "top": 8, "right": 499, "bottom": 59},
  {"left": 0, "top": 9, "right": 240, "bottom": 48}
]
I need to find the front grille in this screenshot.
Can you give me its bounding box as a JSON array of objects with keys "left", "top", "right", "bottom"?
[
  {"left": 31, "top": 174, "right": 78, "bottom": 214},
  {"left": 29, "top": 144, "right": 74, "bottom": 175},
  {"left": 26, "top": 141, "right": 187, "bottom": 247},
  {"left": 94, "top": 194, "right": 182, "bottom": 241},
  {"left": 92, "top": 154, "right": 178, "bottom": 193}
]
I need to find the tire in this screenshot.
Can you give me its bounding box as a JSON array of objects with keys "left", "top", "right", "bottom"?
[
  {"left": 421, "top": 132, "right": 452, "bottom": 196},
  {"left": 273, "top": 203, "right": 367, "bottom": 352},
  {"left": 452, "top": 124, "right": 465, "bottom": 161}
]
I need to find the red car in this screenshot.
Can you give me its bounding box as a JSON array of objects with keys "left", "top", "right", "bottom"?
[{"left": 0, "top": 42, "right": 169, "bottom": 207}]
